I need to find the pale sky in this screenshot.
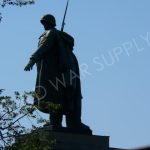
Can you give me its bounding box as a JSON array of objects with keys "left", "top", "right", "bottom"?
[{"left": 0, "top": 0, "right": 150, "bottom": 149}]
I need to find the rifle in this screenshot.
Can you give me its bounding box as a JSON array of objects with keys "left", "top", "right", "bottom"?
[{"left": 61, "top": 0, "right": 69, "bottom": 32}]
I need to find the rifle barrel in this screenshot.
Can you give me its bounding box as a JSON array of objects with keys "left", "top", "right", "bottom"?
[{"left": 61, "top": 0, "right": 69, "bottom": 32}]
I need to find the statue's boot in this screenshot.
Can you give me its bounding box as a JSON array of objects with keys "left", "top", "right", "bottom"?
[
  {"left": 66, "top": 113, "right": 92, "bottom": 135},
  {"left": 43, "top": 112, "right": 63, "bottom": 131}
]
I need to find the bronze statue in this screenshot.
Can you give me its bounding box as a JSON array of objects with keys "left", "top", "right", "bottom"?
[{"left": 24, "top": 14, "right": 92, "bottom": 135}]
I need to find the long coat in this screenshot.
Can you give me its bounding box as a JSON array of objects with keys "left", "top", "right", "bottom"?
[{"left": 31, "top": 28, "right": 82, "bottom": 113}]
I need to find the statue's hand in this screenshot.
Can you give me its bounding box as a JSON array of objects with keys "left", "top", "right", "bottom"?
[{"left": 24, "top": 59, "right": 35, "bottom": 71}]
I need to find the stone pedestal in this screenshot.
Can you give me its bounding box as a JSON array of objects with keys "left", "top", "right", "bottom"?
[
  {"left": 16, "top": 126, "right": 109, "bottom": 150},
  {"left": 37, "top": 126, "right": 109, "bottom": 150},
  {"left": 48, "top": 131, "right": 109, "bottom": 150}
]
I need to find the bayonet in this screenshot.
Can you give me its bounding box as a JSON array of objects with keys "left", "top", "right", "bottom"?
[{"left": 61, "top": 0, "right": 69, "bottom": 32}]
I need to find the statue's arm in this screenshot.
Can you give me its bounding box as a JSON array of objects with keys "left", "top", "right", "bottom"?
[
  {"left": 30, "top": 29, "right": 56, "bottom": 62},
  {"left": 24, "top": 29, "right": 56, "bottom": 71}
]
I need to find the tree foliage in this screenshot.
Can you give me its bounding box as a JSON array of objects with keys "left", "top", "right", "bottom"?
[
  {"left": 0, "top": 0, "right": 35, "bottom": 22},
  {"left": 0, "top": 89, "right": 58, "bottom": 150}
]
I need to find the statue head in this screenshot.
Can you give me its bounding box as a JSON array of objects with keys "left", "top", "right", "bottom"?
[{"left": 40, "top": 14, "right": 56, "bottom": 30}]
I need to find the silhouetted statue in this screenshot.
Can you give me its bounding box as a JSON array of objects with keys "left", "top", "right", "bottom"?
[{"left": 24, "top": 14, "right": 92, "bottom": 135}]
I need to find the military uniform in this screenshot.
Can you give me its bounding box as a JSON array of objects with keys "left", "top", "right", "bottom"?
[{"left": 25, "top": 14, "right": 92, "bottom": 134}]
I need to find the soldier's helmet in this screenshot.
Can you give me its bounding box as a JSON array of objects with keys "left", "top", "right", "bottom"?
[{"left": 40, "top": 14, "right": 56, "bottom": 27}]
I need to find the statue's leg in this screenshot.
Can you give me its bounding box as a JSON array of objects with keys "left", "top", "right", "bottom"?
[
  {"left": 49, "top": 111, "right": 63, "bottom": 128},
  {"left": 65, "top": 92, "right": 92, "bottom": 134},
  {"left": 65, "top": 98, "right": 92, "bottom": 134},
  {"left": 65, "top": 97, "right": 81, "bottom": 128},
  {"left": 64, "top": 86, "right": 81, "bottom": 127}
]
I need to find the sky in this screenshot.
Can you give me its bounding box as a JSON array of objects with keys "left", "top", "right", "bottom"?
[{"left": 0, "top": 0, "right": 150, "bottom": 149}]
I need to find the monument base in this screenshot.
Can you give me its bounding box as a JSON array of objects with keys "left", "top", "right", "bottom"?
[
  {"left": 49, "top": 132, "right": 109, "bottom": 150},
  {"left": 39, "top": 126, "right": 109, "bottom": 150},
  {"left": 15, "top": 126, "right": 109, "bottom": 150}
]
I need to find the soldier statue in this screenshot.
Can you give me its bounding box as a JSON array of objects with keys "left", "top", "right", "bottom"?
[{"left": 24, "top": 14, "right": 92, "bottom": 135}]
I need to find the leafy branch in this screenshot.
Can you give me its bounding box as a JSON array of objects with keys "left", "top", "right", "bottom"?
[
  {"left": 0, "top": 0, "right": 35, "bottom": 22},
  {"left": 0, "top": 89, "right": 53, "bottom": 149}
]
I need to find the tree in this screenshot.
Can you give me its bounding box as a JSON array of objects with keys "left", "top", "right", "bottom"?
[
  {"left": 0, "top": 89, "right": 60, "bottom": 150},
  {"left": 0, "top": 0, "right": 35, "bottom": 22}
]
